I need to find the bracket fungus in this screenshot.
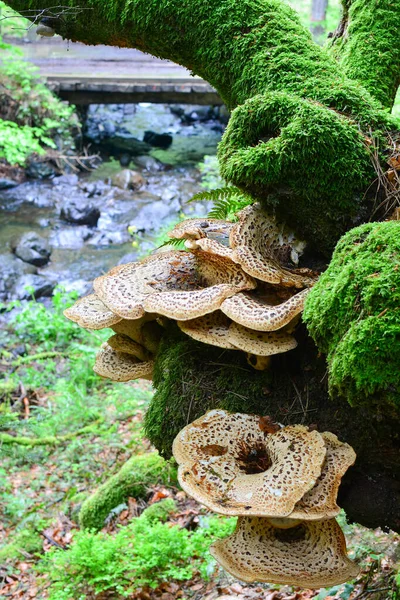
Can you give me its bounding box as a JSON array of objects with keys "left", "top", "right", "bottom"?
[
  {"left": 178, "top": 312, "right": 298, "bottom": 360},
  {"left": 289, "top": 432, "right": 356, "bottom": 521},
  {"left": 93, "top": 250, "right": 255, "bottom": 321},
  {"left": 172, "top": 410, "right": 326, "bottom": 517},
  {"left": 64, "top": 293, "right": 122, "bottom": 330},
  {"left": 229, "top": 204, "right": 317, "bottom": 288},
  {"left": 210, "top": 517, "right": 359, "bottom": 588},
  {"left": 220, "top": 288, "right": 309, "bottom": 332},
  {"left": 94, "top": 341, "right": 154, "bottom": 382}
]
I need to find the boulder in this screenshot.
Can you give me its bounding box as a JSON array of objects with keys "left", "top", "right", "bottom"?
[
  {"left": 0, "top": 178, "right": 18, "bottom": 190},
  {"left": 133, "top": 155, "right": 163, "bottom": 172},
  {"left": 0, "top": 254, "right": 36, "bottom": 301},
  {"left": 13, "top": 274, "right": 54, "bottom": 300},
  {"left": 105, "top": 133, "right": 151, "bottom": 156},
  {"left": 60, "top": 198, "right": 100, "bottom": 226},
  {"left": 49, "top": 226, "right": 94, "bottom": 249},
  {"left": 143, "top": 131, "right": 173, "bottom": 149},
  {"left": 111, "top": 169, "right": 145, "bottom": 191},
  {"left": 26, "top": 159, "right": 57, "bottom": 180},
  {"left": 12, "top": 231, "right": 51, "bottom": 267}
]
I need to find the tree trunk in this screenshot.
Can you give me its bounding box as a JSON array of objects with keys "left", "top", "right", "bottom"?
[{"left": 5, "top": 0, "right": 400, "bottom": 533}]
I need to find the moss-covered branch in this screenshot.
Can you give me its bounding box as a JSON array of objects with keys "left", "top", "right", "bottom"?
[
  {"left": 329, "top": 0, "right": 400, "bottom": 109},
  {"left": 0, "top": 419, "right": 103, "bottom": 446},
  {"left": 79, "top": 452, "right": 177, "bottom": 530},
  {"left": 5, "top": 0, "right": 398, "bottom": 252}
]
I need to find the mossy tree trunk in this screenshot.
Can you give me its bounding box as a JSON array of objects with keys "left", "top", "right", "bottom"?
[{"left": 6, "top": 0, "right": 400, "bottom": 532}]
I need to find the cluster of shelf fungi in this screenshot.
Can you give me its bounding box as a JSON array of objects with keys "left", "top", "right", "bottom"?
[{"left": 65, "top": 203, "right": 359, "bottom": 588}]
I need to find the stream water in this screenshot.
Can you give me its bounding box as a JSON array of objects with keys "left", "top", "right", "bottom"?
[{"left": 0, "top": 103, "right": 224, "bottom": 302}]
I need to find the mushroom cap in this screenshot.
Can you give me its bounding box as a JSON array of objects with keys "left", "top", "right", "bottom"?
[
  {"left": 94, "top": 250, "right": 255, "bottom": 321},
  {"left": 289, "top": 432, "right": 356, "bottom": 521},
  {"left": 168, "top": 218, "right": 233, "bottom": 241},
  {"left": 185, "top": 237, "right": 236, "bottom": 260},
  {"left": 178, "top": 312, "right": 237, "bottom": 349},
  {"left": 64, "top": 294, "right": 122, "bottom": 330},
  {"left": 229, "top": 204, "right": 317, "bottom": 288},
  {"left": 221, "top": 288, "right": 309, "bottom": 332},
  {"left": 227, "top": 322, "right": 297, "bottom": 356},
  {"left": 107, "top": 333, "right": 150, "bottom": 362},
  {"left": 173, "top": 410, "right": 326, "bottom": 516},
  {"left": 210, "top": 517, "right": 359, "bottom": 588},
  {"left": 94, "top": 342, "right": 154, "bottom": 382}
]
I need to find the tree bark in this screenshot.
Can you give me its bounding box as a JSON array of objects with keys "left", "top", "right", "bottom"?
[{"left": 5, "top": 0, "right": 400, "bottom": 533}]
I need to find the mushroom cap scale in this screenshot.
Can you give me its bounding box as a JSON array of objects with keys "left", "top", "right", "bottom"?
[
  {"left": 289, "top": 432, "right": 356, "bottom": 521},
  {"left": 173, "top": 410, "right": 326, "bottom": 517},
  {"left": 210, "top": 517, "right": 359, "bottom": 588},
  {"left": 221, "top": 288, "right": 309, "bottom": 332},
  {"left": 63, "top": 294, "right": 122, "bottom": 330},
  {"left": 94, "top": 250, "right": 255, "bottom": 321},
  {"left": 227, "top": 322, "right": 297, "bottom": 356},
  {"left": 94, "top": 342, "right": 153, "bottom": 382}
]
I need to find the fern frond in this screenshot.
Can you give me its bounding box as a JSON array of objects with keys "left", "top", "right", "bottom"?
[
  {"left": 157, "top": 238, "right": 186, "bottom": 250},
  {"left": 187, "top": 186, "right": 253, "bottom": 221}
]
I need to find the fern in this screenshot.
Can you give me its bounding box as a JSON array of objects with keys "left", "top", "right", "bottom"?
[
  {"left": 157, "top": 238, "right": 187, "bottom": 250},
  {"left": 187, "top": 187, "right": 253, "bottom": 220}
]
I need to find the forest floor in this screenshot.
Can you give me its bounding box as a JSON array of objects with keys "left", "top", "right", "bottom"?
[{"left": 0, "top": 292, "right": 399, "bottom": 600}]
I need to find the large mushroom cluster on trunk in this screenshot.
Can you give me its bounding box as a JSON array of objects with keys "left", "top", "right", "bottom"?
[
  {"left": 64, "top": 204, "right": 359, "bottom": 587},
  {"left": 173, "top": 410, "right": 358, "bottom": 588},
  {"left": 64, "top": 203, "right": 317, "bottom": 379}
]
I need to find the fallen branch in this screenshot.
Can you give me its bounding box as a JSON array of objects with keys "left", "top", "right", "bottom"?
[{"left": 0, "top": 418, "right": 103, "bottom": 446}]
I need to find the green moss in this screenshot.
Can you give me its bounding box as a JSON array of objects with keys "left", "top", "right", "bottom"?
[
  {"left": 330, "top": 0, "right": 400, "bottom": 109},
  {"left": 7, "top": 0, "right": 398, "bottom": 250},
  {"left": 304, "top": 221, "right": 400, "bottom": 409},
  {"left": 78, "top": 452, "right": 177, "bottom": 530},
  {"left": 145, "top": 326, "right": 273, "bottom": 458},
  {"left": 140, "top": 498, "right": 177, "bottom": 523}
]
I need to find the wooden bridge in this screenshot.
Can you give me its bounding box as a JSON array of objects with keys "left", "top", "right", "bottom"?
[{"left": 14, "top": 36, "right": 223, "bottom": 105}]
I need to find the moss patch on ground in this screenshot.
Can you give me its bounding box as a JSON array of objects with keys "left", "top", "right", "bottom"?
[
  {"left": 304, "top": 221, "right": 400, "bottom": 411},
  {"left": 79, "top": 452, "right": 177, "bottom": 530}
]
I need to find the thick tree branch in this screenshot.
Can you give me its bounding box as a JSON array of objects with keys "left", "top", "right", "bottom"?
[{"left": 330, "top": 0, "right": 400, "bottom": 109}]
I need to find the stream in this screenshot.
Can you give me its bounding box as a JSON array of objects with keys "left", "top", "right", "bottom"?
[{"left": 0, "top": 103, "right": 225, "bottom": 302}]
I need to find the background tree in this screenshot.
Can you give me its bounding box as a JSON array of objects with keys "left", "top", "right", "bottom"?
[{"left": 5, "top": 0, "right": 400, "bottom": 533}]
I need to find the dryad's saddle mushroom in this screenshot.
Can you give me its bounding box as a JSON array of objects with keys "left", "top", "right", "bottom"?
[
  {"left": 172, "top": 410, "right": 326, "bottom": 517},
  {"left": 94, "top": 250, "right": 255, "bottom": 321},
  {"left": 210, "top": 517, "right": 359, "bottom": 588}
]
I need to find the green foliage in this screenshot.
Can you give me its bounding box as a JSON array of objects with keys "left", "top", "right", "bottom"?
[
  {"left": 145, "top": 324, "right": 272, "bottom": 457},
  {"left": 0, "top": 42, "right": 77, "bottom": 165},
  {"left": 197, "top": 154, "right": 224, "bottom": 191},
  {"left": 40, "top": 512, "right": 236, "bottom": 598},
  {"left": 189, "top": 186, "right": 253, "bottom": 220},
  {"left": 140, "top": 498, "right": 176, "bottom": 523},
  {"left": 330, "top": 0, "right": 400, "bottom": 109},
  {"left": 304, "top": 221, "right": 400, "bottom": 410},
  {"left": 79, "top": 453, "right": 178, "bottom": 530}
]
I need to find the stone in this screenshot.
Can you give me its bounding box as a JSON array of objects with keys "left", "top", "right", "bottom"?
[
  {"left": 60, "top": 198, "right": 100, "bottom": 226},
  {"left": 119, "top": 153, "right": 131, "bottom": 167},
  {"left": 111, "top": 169, "right": 145, "bottom": 191},
  {"left": 0, "top": 178, "right": 18, "bottom": 190},
  {"left": 133, "top": 155, "right": 163, "bottom": 172},
  {"left": 0, "top": 254, "right": 36, "bottom": 301},
  {"left": 26, "top": 160, "right": 57, "bottom": 180},
  {"left": 49, "top": 226, "right": 93, "bottom": 249},
  {"left": 12, "top": 231, "right": 51, "bottom": 267},
  {"left": 143, "top": 131, "right": 173, "bottom": 149},
  {"left": 105, "top": 133, "right": 151, "bottom": 156},
  {"left": 13, "top": 274, "right": 54, "bottom": 300}
]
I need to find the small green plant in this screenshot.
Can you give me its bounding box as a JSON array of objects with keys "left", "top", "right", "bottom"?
[
  {"left": 189, "top": 186, "right": 253, "bottom": 220},
  {"left": 197, "top": 154, "right": 224, "bottom": 190},
  {"left": 40, "top": 512, "right": 236, "bottom": 598}
]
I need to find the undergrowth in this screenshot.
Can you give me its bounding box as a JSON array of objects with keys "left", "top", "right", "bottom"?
[{"left": 39, "top": 512, "right": 236, "bottom": 598}]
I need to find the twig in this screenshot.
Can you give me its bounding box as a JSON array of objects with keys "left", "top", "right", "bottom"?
[
  {"left": 41, "top": 531, "right": 65, "bottom": 550},
  {"left": 0, "top": 418, "right": 103, "bottom": 446}
]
